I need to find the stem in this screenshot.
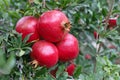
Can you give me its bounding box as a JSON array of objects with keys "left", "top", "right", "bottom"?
[
  {"left": 105, "top": 0, "right": 115, "bottom": 30},
  {"left": 42, "top": 0, "right": 46, "bottom": 8},
  {"left": 93, "top": 0, "right": 114, "bottom": 73}
]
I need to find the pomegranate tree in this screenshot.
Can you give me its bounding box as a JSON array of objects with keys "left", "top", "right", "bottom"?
[{"left": 37, "top": 10, "right": 71, "bottom": 42}]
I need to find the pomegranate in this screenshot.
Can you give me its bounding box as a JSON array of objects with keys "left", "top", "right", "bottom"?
[
  {"left": 93, "top": 31, "right": 99, "bottom": 39},
  {"left": 85, "top": 54, "right": 91, "bottom": 60},
  {"left": 37, "top": 10, "right": 71, "bottom": 42},
  {"left": 30, "top": 40, "right": 58, "bottom": 68},
  {"left": 108, "top": 18, "right": 117, "bottom": 28},
  {"left": 66, "top": 63, "right": 76, "bottom": 76},
  {"left": 15, "top": 16, "right": 39, "bottom": 42},
  {"left": 56, "top": 33, "right": 79, "bottom": 62}
]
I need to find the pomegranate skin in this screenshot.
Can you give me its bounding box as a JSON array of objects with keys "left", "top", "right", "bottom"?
[
  {"left": 31, "top": 40, "right": 58, "bottom": 68},
  {"left": 16, "top": 16, "right": 39, "bottom": 42},
  {"left": 108, "top": 18, "right": 117, "bottom": 27},
  {"left": 38, "top": 10, "right": 70, "bottom": 42},
  {"left": 56, "top": 33, "right": 79, "bottom": 62},
  {"left": 93, "top": 31, "right": 99, "bottom": 39},
  {"left": 66, "top": 63, "right": 76, "bottom": 76}
]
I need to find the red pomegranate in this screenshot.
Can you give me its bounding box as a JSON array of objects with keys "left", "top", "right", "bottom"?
[
  {"left": 85, "top": 54, "right": 91, "bottom": 60},
  {"left": 66, "top": 63, "right": 76, "bottom": 76},
  {"left": 108, "top": 18, "right": 117, "bottom": 28},
  {"left": 30, "top": 40, "right": 58, "bottom": 68},
  {"left": 56, "top": 33, "right": 79, "bottom": 62},
  {"left": 37, "top": 10, "right": 71, "bottom": 42},
  {"left": 15, "top": 16, "right": 39, "bottom": 42},
  {"left": 93, "top": 31, "right": 99, "bottom": 39}
]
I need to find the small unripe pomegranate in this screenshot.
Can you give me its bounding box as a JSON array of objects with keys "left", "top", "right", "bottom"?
[
  {"left": 38, "top": 10, "right": 71, "bottom": 42},
  {"left": 85, "top": 54, "right": 91, "bottom": 60},
  {"left": 66, "top": 63, "right": 76, "bottom": 76},
  {"left": 30, "top": 40, "right": 58, "bottom": 68},
  {"left": 108, "top": 18, "right": 117, "bottom": 28},
  {"left": 93, "top": 31, "right": 99, "bottom": 39},
  {"left": 56, "top": 33, "right": 79, "bottom": 62},
  {"left": 15, "top": 16, "right": 39, "bottom": 43}
]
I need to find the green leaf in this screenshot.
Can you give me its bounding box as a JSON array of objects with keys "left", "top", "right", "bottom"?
[
  {"left": 17, "top": 49, "right": 25, "bottom": 57},
  {"left": 0, "top": 48, "right": 6, "bottom": 67},
  {"left": 117, "top": 17, "right": 120, "bottom": 26},
  {"left": 74, "top": 65, "right": 82, "bottom": 78},
  {"left": 35, "top": 67, "right": 47, "bottom": 77},
  {"left": 3, "top": 0, "right": 10, "bottom": 8},
  {"left": 56, "top": 64, "right": 65, "bottom": 78},
  {"left": 0, "top": 53, "right": 15, "bottom": 74},
  {"left": 4, "top": 54, "right": 15, "bottom": 73},
  {"left": 22, "top": 33, "right": 33, "bottom": 44}
]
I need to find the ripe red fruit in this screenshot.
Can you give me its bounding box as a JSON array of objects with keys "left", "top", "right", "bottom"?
[
  {"left": 38, "top": 10, "right": 71, "bottom": 42},
  {"left": 66, "top": 63, "right": 76, "bottom": 76},
  {"left": 85, "top": 54, "right": 91, "bottom": 60},
  {"left": 56, "top": 33, "right": 79, "bottom": 62},
  {"left": 30, "top": 40, "right": 58, "bottom": 68},
  {"left": 15, "top": 16, "right": 39, "bottom": 42},
  {"left": 108, "top": 18, "right": 117, "bottom": 28},
  {"left": 93, "top": 31, "right": 99, "bottom": 39}
]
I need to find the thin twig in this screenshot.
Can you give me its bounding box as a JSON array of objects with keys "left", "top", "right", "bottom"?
[
  {"left": 105, "top": 0, "right": 115, "bottom": 30},
  {"left": 93, "top": 0, "right": 115, "bottom": 73},
  {"left": 43, "top": 0, "right": 46, "bottom": 8}
]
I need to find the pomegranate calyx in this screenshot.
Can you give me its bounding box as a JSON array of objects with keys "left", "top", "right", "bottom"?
[
  {"left": 62, "top": 22, "right": 71, "bottom": 32},
  {"left": 30, "top": 60, "right": 39, "bottom": 68}
]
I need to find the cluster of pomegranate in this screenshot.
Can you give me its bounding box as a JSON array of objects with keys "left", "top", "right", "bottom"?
[{"left": 15, "top": 10, "right": 79, "bottom": 76}]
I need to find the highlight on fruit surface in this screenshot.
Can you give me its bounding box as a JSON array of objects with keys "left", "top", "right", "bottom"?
[
  {"left": 15, "top": 16, "right": 39, "bottom": 43},
  {"left": 30, "top": 40, "right": 58, "bottom": 68},
  {"left": 56, "top": 33, "right": 79, "bottom": 62},
  {"left": 37, "top": 10, "right": 71, "bottom": 42}
]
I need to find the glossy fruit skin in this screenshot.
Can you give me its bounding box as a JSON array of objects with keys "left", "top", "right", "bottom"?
[
  {"left": 56, "top": 33, "right": 79, "bottom": 62},
  {"left": 38, "top": 10, "right": 70, "bottom": 42},
  {"left": 66, "top": 63, "right": 76, "bottom": 76},
  {"left": 31, "top": 40, "right": 58, "bottom": 68},
  {"left": 85, "top": 54, "right": 91, "bottom": 60},
  {"left": 16, "top": 16, "right": 39, "bottom": 42}
]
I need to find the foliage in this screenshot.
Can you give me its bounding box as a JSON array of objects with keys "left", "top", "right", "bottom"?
[{"left": 0, "top": 0, "right": 120, "bottom": 80}]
